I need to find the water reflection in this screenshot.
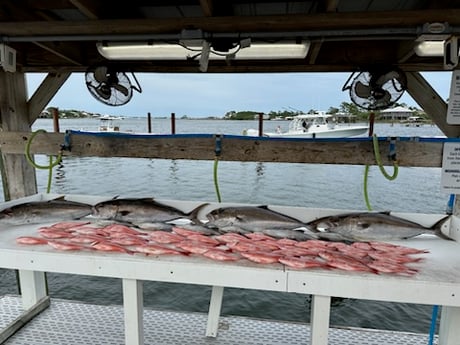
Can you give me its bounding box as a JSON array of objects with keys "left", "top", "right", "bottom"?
[
  {"left": 255, "top": 162, "right": 265, "bottom": 176},
  {"left": 168, "top": 160, "right": 179, "bottom": 183},
  {"left": 54, "top": 161, "right": 66, "bottom": 182}
]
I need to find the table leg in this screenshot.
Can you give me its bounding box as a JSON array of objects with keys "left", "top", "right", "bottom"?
[
  {"left": 206, "top": 286, "right": 224, "bottom": 337},
  {"left": 122, "top": 279, "right": 144, "bottom": 345},
  {"left": 18, "top": 270, "right": 47, "bottom": 309},
  {"left": 439, "top": 306, "right": 460, "bottom": 345},
  {"left": 310, "top": 295, "right": 331, "bottom": 345}
]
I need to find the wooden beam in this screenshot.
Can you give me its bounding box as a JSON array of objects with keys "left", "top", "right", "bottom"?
[
  {"left": 0, "top": 131, "right": 444, "bottom": 167},
  {"left": 28, "top": 71, "right": 71, "bottom": 124},
  {"left": 1, "top": 9, "right": 460, "bottom": 37},
  {"left": 200, "top": 0, "right": 214, "bottom": 17},
  {"left": 0, "top": 72, "right": 37, "bottom": 200},
  {"left": 308, "top": 0, "right": 336, "bottom": 65},
  {"left": 406, "top": 71, "right": 460, "bottom": 138},
  {"left": 32, "top": 42, "right": 82, "bottom": 67},
  {"left": 69, "top": 0, "right": 102, "bottom": 20}
]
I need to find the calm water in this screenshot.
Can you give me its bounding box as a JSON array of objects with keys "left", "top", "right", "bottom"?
[{"left": 0, "top": 118, "right": 448, "bottom": 333}]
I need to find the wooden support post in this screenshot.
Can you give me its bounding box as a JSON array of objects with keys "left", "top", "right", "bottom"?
[
  {"left": 206, "top": 286, "right": 224, "bottom": 337},
  {"left": 406, "top": 72, "right": 460, "bottom": 138},
  {"left": 28, "top": 72, "right": 71, "bottom": 124},
  {"left": 310, "top": 295, "right": 331, "bottom": 345},
  {"left": 147, "top": 112, "right": 152, "bottom": 133},
  {"left": 258, "top": 113, "right": 264, "bottom": 137},
  {"left": 171, "top": 113, "right": 176, "bottom": 134},
  {"left": 51, "top": 107, "right": 60, "bottom": 132},
  {"left": 0, "top": 71, "right": 37, "bottom": 201},
  {"left": 123, "top": 279, "right": 144, "bottom": 345}
]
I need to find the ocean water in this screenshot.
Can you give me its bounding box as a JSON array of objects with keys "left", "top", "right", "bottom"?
[{"left": 0, "top": 118, "right": 448, "bottom": 334}]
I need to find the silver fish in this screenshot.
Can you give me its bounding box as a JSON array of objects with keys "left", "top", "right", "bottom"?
[
  {"left": 205, "top": 205, "right": 318, "bottom": 239},
  {"left": 307, "top": 211, "right": 451, "bottom": 241},
  {"left": 0, "top": 198, "right": 93, "bottom": 225},
  {"left": 91, "top": 198, "right": 208, "bottom": 224}
]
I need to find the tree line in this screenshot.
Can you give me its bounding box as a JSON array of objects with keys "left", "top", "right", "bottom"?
[{"left": 224, "top": 102, "right": 425, "bottom": 120}]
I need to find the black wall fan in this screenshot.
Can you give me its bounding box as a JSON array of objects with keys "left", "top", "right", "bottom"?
[
  {"left": 342, "top": 67, "right": 407, "bottom": 110},
  {"left": 85, "top": 65, "right": 142, "bottom": 106}
]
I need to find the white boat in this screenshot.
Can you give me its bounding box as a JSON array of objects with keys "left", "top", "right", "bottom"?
[
  {"left": 246, "top": 114, "right": 369, "bottom": 138},
  {"left": 401, "top": 116, "right": 427, "bottom": 127},
  {"left": 98, "top": 116, "right": 121, "bottom": 132}
]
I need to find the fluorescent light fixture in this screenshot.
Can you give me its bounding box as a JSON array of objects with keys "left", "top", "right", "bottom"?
[
  {"left": 414, "top": 40, "right": 444, "bottom": 56},
  {"left": 96, "top": 40, "right": 310, "bottom": 60}
]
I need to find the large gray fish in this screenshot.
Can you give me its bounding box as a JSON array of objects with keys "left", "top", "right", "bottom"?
[
  {"left": 0, "top": 198, "right": 93, "bottom": 225},
  {"left": 204, "top": 205, "right": 318, "bottom": 240},
  {"left": 91, "top": 198, "right": 208, "bottom": 225},
  {"left": 307, "top": 211, "right": 451, "bottom": 241}
]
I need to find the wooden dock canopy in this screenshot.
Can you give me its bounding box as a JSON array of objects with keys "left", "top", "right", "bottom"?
[{"left": 0, "top": 0, "right": 459, "bottom": 198}]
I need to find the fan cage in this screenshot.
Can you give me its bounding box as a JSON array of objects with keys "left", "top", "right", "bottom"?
[
  {"left": 349, "top": 70, "right": 406, "bottom": 111},
  {"left": 85, "top": 67, "right": 134, "bottom": 106}
]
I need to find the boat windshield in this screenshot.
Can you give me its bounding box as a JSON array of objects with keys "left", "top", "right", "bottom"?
[{"left": 290, "top": 116, "right": 334, "bottom": 131}]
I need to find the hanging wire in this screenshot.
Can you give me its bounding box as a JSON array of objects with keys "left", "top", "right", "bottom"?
[
  {"left": 372, "top": 134, "right": 398, "bottom": 180},
  {"left": 363, "top": 135, "right": 399, "bottom": 210},
  {"left": 213, "top": 158, "right": 222, "bottom": 203},
  {"left": 363, "top": 165, "right": 372, "bottom": 211},
  {"left": 25, "top": 129, "right": 62, "bottom": 193},
  {"left": 364, "top": 113, "right": 375, "bottom": 211},
  {"left": 213, "top": 135, "right": 223, "bottom": 202}
]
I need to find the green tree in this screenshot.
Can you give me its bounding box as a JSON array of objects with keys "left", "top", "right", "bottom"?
[{"left": 328, "top": 107, "right": 339, "bottom": 114}]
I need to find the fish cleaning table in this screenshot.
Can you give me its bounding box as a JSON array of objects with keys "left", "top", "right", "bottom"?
[{"left": 0, "top": 194, "right": 459, "bottom": 345}]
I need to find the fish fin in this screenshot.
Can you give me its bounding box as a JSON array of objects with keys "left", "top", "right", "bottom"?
[
  {"left": 139, "top": 197, "right": 155, "bottom": 202},
  {"left": 431, "top": 215, "right": 454, "bottom": 240},
  {"left": 187, "top": 202, "right": 209, "bottom": 224}
]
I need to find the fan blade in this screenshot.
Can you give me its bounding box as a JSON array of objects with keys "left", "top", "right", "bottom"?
[
  {"left": 375, "top": 70, "right": 401, "bottom": 86},
  {"left": 354, "top": 81, "right": 372, "bottom": 98},
  {"left": 378, "top": 90, "right": 392, "bottom": 105},
  {"left": 95, "top": 84, "right": 112, "bottom": 100},
  {"left": 94, "top": 66, "right": 109, "bottom": 83},
  {"left": 112, "top": 83, "right": 130, "bottom": 96}
]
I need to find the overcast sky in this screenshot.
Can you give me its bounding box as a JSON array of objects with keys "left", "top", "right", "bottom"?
[{"left": 26, "top": 71, "right": 452, "bottom": 118}]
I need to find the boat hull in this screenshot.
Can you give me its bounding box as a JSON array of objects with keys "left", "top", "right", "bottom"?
[{"left": 264, "top": 125, "right": 369, "bottom": 138}]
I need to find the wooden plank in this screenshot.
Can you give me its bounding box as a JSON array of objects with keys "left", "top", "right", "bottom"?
[
  {"left": 2, "top": 9, "right": 460, "bottom": 36},
  {"left": 0, "top": 131, "right": 444, "bottom": 167}
]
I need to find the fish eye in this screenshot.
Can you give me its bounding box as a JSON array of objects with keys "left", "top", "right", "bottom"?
[{"left": 357, "top": 222, "right": 370, "bottom": 230}]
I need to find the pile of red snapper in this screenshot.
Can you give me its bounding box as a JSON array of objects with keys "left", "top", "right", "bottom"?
[{"left": 16, "top": 221, "right": 428, "bottom": 275}]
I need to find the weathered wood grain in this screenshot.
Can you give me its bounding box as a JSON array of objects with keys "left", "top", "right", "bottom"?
[{"left": 0, "top": 131, "right": 443, "bottom": 167}]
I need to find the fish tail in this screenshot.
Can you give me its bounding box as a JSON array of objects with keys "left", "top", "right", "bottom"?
[
  {"left": 432, "top": 215, "right": 454, "bottom": 240},
  {"left": 187, "top": 202, "right": 209, "bottom": 224}
]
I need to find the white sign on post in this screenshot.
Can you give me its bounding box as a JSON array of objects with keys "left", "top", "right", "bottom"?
[
  {"left": 447, "top": 70, "right": 460, "bottom": 124},
  {"left": 441, "top": 142, "right": 460, "bottom": 193}
]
